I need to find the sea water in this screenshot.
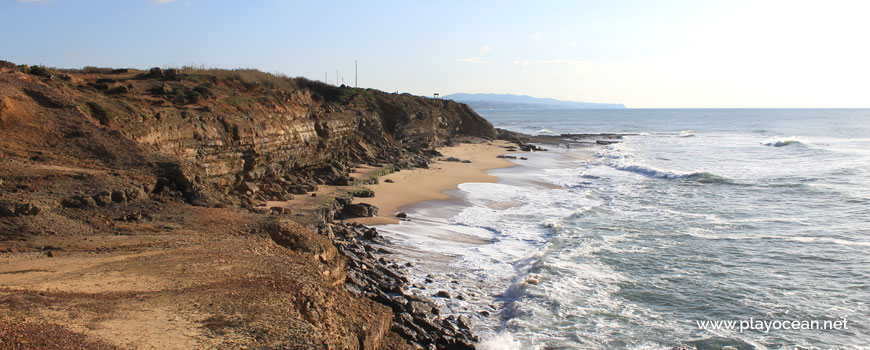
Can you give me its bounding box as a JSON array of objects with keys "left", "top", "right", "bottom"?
[{"left": 376, "top": 109, "right": 870, "bottom": 349}]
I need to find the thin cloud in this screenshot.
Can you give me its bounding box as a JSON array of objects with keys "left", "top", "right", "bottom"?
[
  {"left": 480, "top": 45, "right": 491, "bottom": 55},
  {"left": 456, "top": 57, "right": 487, "bottom": 64},
  {"left": 149, "top": 0, "right": 175, "bottom": 3},
  {"left": 529, "top": 32, "right": 543, "bottom": 41},
  {"left": 569, "top": 41, "right": 578, "bottom": 47}
]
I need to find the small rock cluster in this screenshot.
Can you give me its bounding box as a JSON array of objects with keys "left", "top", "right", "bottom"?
[
  {"left": 61, "top": 186, "right": 148, "bottom": 209},
  {"left": 0, "top": 200, "right": 40, "bottom": 217},
  {"left": 327, "top": 223, "right": 477, "bottom": 350}
]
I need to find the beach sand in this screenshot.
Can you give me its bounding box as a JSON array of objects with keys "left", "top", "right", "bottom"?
[{"left": 348, "top": 140, "right": 518, "bottom": 225}]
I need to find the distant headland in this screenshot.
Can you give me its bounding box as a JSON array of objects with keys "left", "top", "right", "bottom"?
[{"left": 443, "top": 93, "right": 627, "bottom": 110}]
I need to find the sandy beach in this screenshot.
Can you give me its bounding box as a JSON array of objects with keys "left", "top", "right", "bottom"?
[{"left": 348, "top": 140, "right": 518, "bottom": 225}]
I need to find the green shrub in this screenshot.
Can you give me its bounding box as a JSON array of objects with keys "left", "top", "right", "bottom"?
[
  {"left": 28, "top": 65, "right": 52, "bottom": 77},
  {"left": 86, "top": 102, "right": 113, "bottom": 126},
  {"left": 80, "top": 66, "right": 115, "bottom": 74},
  {"left": 185, "top": 90, "right": 202, "bottom": 103}
]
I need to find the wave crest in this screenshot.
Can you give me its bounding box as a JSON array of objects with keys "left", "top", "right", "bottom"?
[
  {"left": 615, "top": 164, "right": 734, "bottom": 184},
  {"left": 597, "top": 147, "right": 735, "bottom": 184},
  {"left": 762, "top": 136, "right": 803, "bottom": 147}
]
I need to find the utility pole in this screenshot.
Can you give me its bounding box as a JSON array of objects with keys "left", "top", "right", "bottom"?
[
  {"left": 355, "top": 60, "right": 358, "bottom": 88},
  {"left": 336, "top": 70, "right": 339, "bottom": 86},
  {"left": 324, "top": 72, "right": 327, "bottom": 83}
]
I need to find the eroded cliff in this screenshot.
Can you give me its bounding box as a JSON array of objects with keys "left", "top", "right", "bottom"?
[{"left": 0, "top": 63, "right": 497, "bottom": 350}]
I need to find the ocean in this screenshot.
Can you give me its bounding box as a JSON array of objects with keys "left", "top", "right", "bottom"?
[{"left": 376, "top": 109, "right": 870, "bottom": 349}]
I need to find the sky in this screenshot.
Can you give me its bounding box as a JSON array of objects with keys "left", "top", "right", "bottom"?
[{"left": 1, "top": 0, "right": 869, "bottom": 108}]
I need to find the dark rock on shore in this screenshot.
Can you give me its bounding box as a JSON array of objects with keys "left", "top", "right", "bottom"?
[
  {"left": 342, "top": 203, "right": 378, "bottom": 217},
  {"left": 328, "top": 223, "right": 477, "bottom": 349},
  {"left": 352, "top": 189, "right": 375, "bottom": 198}
]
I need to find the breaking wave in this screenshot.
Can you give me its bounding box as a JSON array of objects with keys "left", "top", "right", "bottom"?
[
  {"left": 614, "top": 164, "right": 734, "bottom": 183},
  {"left": 762, "top": 136, "right": 803, "bottom": 147}
]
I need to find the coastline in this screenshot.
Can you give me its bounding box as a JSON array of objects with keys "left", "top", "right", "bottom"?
[
  {"left": 0, "top": 64, "right": 511, "bottom": 350},
  {"left": 348, "top": 140, "right": 519, "bottom": 225},
  {"left": 343, "top": 140, "right": 600, "bottom": 345}
]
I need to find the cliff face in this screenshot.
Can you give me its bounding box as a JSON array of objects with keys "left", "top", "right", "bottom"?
[
  {"left": 134, "top": 89, "right": 493, "bottom": 190},
  {"left": 1, "top": 67, "right": 495, "bottom": 208},
  {"left": 0, "top": 64, "right": 496, "bottom": 350}
]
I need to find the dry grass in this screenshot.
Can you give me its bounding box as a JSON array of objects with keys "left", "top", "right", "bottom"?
[{"left": 178, "top": 65, "right": 301, "bottom": 92}]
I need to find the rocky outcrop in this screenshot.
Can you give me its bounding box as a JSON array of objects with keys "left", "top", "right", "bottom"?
[
  {"left": 0, "top": 63, "right": 498, "bottom": 350},
  {"left": 343, "top": 203, "right": 379, "bottom": 218},
  {"left": 1, "top": 64, "right": 496, "bottom": 210},
  {"left": 329, "top": 223, "right": 477, "bottom": 350}
]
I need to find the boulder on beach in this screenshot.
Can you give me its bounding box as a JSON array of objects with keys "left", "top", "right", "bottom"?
[{"left": 342, "top": 203, "right": 378, "bottom": 217}]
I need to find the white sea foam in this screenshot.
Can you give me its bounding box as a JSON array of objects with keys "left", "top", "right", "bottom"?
[
  {"left": 467, "top": 109, "right": 870, "bottom": 348},
  {"left": 679, "top": 130, "right": 696, "bottom": 137},
  {"left": 595, "top": 147, "right": 732, "bottom": 183},
  {"left": 477, "top": 333, "right": 523, "bottom": 350},
  {"left": 683, "top": 231, "right": 870, "bottom": 247},
  {"left": 762, "top": 136, "right": 803, "bottom": 147},
  {"left": 779, "top": 236, "right": 870, "bottom": 247}
]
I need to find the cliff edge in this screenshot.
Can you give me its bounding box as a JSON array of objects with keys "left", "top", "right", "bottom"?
[{"left": 0, "top": 63, "right": 497, "bottom": 350}]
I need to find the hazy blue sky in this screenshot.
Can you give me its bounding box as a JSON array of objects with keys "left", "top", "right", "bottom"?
[{"left": 2, "top": 0, "right": 868, "bottom": 108}]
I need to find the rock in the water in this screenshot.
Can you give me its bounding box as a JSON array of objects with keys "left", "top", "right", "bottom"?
[
  {"left": 457, "top": 315, "right": 473, "bottom": 330},
  {"left": 395, "top": 212, "right": 407, "bottom": 218},
  {"left": 363, "top": 227, "right": 379, "bottom": 239},
  {"left": 436, "top": 290, "right": 451, "bottom": 298},
  {"left": 409, "top": 301, "right": 434, "bottom": 316}
]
